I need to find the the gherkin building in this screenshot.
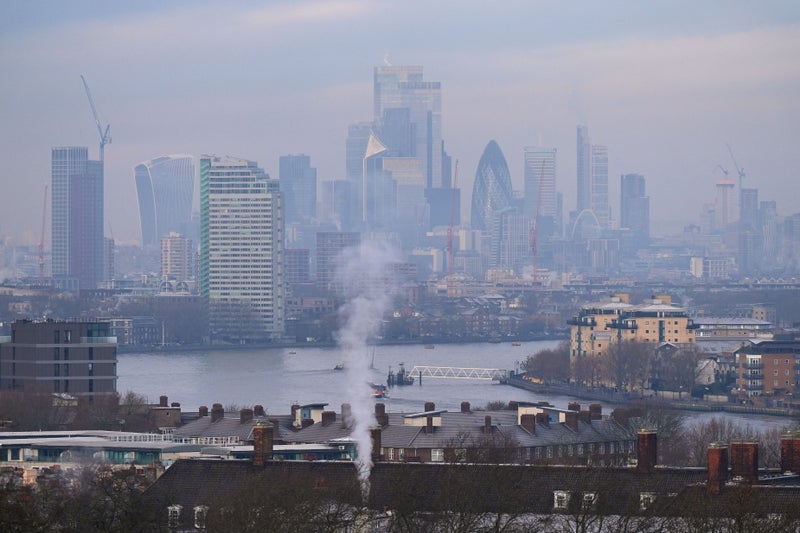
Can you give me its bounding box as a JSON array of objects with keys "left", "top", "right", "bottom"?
[{"left": 471, "top": 140, "right": 514, "bottom": 232}]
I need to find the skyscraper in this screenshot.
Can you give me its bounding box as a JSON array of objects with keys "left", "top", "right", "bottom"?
[
  {"left": 316, "top": 231, "right": 361, "bottom": 291},
  {"left": 620, "top": 173, "right": 650, "bottom": 250},
  {"left": 279, "top": 154, "right": 317, "bottom": 224},
  {"left": 200, "top": 156, "right": 284, "bottom": 341},
  {"left": 524, "top": 147, "right": 557, "bottom": 239},
  {"left": 134, "top": 155, "right": 195, "bottom": 246},
  {"left": 51, "top": 147, "right": 104, "bottom": 290},
  {"left": 471, "top": 140, "right": 514, "bottom": 233},
  {"left": 161, "top": 232, "right": 194, "bottom": 282},
  {"left": 575, "top": 126, "right": 610, "bottom": 229}
]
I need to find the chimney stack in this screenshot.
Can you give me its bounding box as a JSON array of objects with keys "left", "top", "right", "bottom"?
[
  {"left": 589, "top": 404, "right": 602, "bottom": 420},
  {"left": 252, "top": 421, "right": 274, "bottom": 467},
  {"left": 240, "top": 408, "right": 254, "bottom": 425},
  {"left": 568, "top": 402, "right": 580, "bottom": 412},
  {"left": 707, "top": 443, "right": 729, "bottom": 495},
  {"left": 535, "top": 412, "right": 549, "bottom": 428},
  {"left": 341, "top": 403, "right": 352, "bottom": 427},
  {"left": 424, "top": 401, "right": 435, "bottom": 412},
  {"left": 611, "top": 407, "right": 629, "bottom": 427},
  {"left": 211, "top": 403, "right": 224, "bottom": 423},
  {"left": 484, "top": 415, "right": 492, "bottom": 434},
  {"left": 730, "top": 441, "right": 759, "bottom": 483},
  {"left": 637, "top": 430, "right": 657, "bottom": 472},
  {"left": 199, "top": 405, "right": 208, "bottom": 417},
  {"left": 520, "top": 414, "right": 536, "bottom": 435},
  {"left": 159, "top": 395, "right": 168, "bottom": 408},
  {"left": 321, "top": 411, "right": 336, "bottom": 427},
  {"left": 301, "top": 418, "right": 314, "bottom": 429},
  {"left": 374, "top": 403, "right": 389, "bottom": 426},
  {"left": 426, "top": 415, "right": 434, "bottom": 434},
  {"left": 254, "top": 405, "right": 266, "bottom": 417},
  {"left": 371, "top": 428, "right": 382, "bottom": 462},
  {"left": 564, "top": 411, "right": 579, "bottom": 432},
  {"left": 781, "top": 430, "right": 800, "bottom": 474},
  {"left": 461, "top": 401, "right": 471, "bottom": 413}
]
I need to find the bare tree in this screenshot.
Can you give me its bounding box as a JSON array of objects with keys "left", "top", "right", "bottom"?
[
  {"left": 601, "top": 341, "right": 652, "bottom": 393},
  {"left": 524, "top": 341, "right": 570, "bottom": 383}
]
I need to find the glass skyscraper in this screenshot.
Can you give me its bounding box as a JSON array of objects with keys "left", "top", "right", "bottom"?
[
  {"left": 471, "top": 140, "right": 514, "bottom": 232},
  {"left": 134, "top": 155, "right": 195, "bottom": 246},
  {"left": 524, "top": 146, "right": 557, "bottom": 239},
  {"left": 51, "top": 147, "right": 104, "bottom": 290},
  {"left": 200, "top": 156, "right": 284, "bottom": 341},
  {"left": 279, "top": 154, "right": 317, "bottom": 225}
]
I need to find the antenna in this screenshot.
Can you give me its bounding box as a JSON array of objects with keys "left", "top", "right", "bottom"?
[{"left": 80, "top": 75, "right": 111, "bottom": 162}]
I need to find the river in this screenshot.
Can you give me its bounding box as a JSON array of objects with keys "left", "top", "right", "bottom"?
[{"left": 117, "top": 341, "right": 794, "bottom": 431}]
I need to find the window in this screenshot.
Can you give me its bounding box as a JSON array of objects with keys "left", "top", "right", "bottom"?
[
  {"left": 167, "top": 505, "right": 182, "bottom": 528},
  {"left": 577, "top": 444, "right": 584, "bottom": 456},
  {"left": 387, "top": 448, "right": 394, "bottom": 461},
  {"left": 640, "top": 492, "right": 656, "bottom": 510},
  {"left": 582, "top": 492, "right": 597, "bottom": 510},
  {"left": 553, "top": 491, "right": 570, "bottom": 511},
  {"left": 546, "top": 446, "right": 553, "bottom": 458},
  {"left": 431, "top": 448, "right": 444, "bottom": 462},
  {"left": 599, "top": 443, "right": 605, "bottom": 455},
  {"left": 194, "top": 505, "right": 209, "bottom": 529}
]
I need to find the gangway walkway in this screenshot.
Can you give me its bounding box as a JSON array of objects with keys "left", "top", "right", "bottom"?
[{"left": 408, "top": 366, "right": 509, "bottom": 381}]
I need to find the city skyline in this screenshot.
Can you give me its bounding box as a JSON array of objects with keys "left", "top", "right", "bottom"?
[{"left": 1, "top": 2, "right": 799, "bottom": 246}]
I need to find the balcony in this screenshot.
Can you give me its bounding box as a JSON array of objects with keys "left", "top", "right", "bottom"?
[
  {"left": 742, "top": 362, "right": 763, "bottom": 370},
  {"left": 743, "top": 383, "right": 763, "bottom": 391},
  {"left": 80, "top": 336, "right": 118, "bottom": 344},
  {"left": 744, "top": 373, "right": 764, "bottom": 380},
  {"left": 567, "top": 317, "right": 597, "bottom": 327},
  {"left": 608, "top": 320, "right": 637, "bottom": 330}
]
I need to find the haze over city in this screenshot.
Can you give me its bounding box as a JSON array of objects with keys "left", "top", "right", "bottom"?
[{"left": 1, "top": 1, "right": 798, "bottom": 245}]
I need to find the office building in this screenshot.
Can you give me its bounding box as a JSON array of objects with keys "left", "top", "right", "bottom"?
[
  {"left": 620, "top": 173, "right": 650, "bottom": 250},
  {"left": 524, "top": 147, "right": 557, "bottom": 240},
  {"left": 574, "top": 126, "right": 610, "bottom": 230},
  {"left": 285, "top": 248, "right": 311, "bottom": 286},
  {"left": 279, "top": 155, "right": 317, "bottom": 224},
  {"left": 161, "top": 232, "right": 193, "bottom": 282},
  {"left": 51, "top": 147, "right": 104, "bottom": 290},
  {"left": 134, "top": 155, "right": 195, "bottom": 246},
  {"left": 200, "top": 156, "right": 284, "bottom": 341},
  {"left": 0, "top": 320, "right": 117, "bottom": 397},
  {"left": 315, "top": 232, "right": 360, "bottom": 291},
  {"left": 714, "top": 179, "right": 736, "bottom": 230},
  {"left": 471, "top": 140, "right": 514, "bottom": 233}
]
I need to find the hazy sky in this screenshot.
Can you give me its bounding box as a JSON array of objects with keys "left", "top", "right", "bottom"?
[{"left": 1, "top": 1, "right": 799, "bottom": 245}]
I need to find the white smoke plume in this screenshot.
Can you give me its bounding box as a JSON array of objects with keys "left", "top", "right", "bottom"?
[{"left": 334, "top": 238, "right": 401, "bottom": 500}]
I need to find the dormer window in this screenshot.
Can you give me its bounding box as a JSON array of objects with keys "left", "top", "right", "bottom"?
[
  {"left": 640, "top": 492, "right": 656, "bottom": 511},
  {"left": 553, "top": 491, "right": 570, "bottom": 511},
  {"left": 582, "top": 492, "right": 597, "bottom": 510},
  {"left": 167, "top": 504, "right": 182, "bottom": 528},
  {"left": 194, "top": 505, "right": 209, "bottom": 529}
]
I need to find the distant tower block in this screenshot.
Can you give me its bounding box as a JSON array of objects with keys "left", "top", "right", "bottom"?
[{"left": 715, "top": 179, "right": 736, "bottom": 229}]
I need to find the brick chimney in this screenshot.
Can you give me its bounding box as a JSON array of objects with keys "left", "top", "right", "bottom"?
[
  {"left": 610, "top": 407, "right": 629, "bottom": 427},
  {"left": 781, "top": 430, "right": 800, "bottom": 474},
  {"left": 730, "top": 441, "right": 759, "bottom": 483},
  {"left": 252, "top": 421, "right": 274, "bottom": 467},
  {"left": 159, "top": 395, "right": 168, "bottom": 407},
  {"left": 374, "top": 403, "right": 389, "bottom": 426},
  {"left": 637, "top": 430, "right": 657, "bottom": 472},
  {"left": 424, "top": 401, "right": 435, "bottom": 412},
  {"left": 535, "top": 412, "right": 549, "bottom": 428},
  {"left": 199, "top": 405, "right": 209, "bottom": 417},
  {"left": 564, "top": 411, "right": 579, "bottom": 432},
  {"left": 240, "top": 408, "right": 254, "bottom": 424},
  {"left": 426, "top": 415, "right": 434, "bottom": 434},
  {"left": 211, "top": 403, "right": 224, "bottom": 423},
  {"left": 520, "top": 414, "right": 536, "bottom": 435},
  {"left": 341, "top": 404, "right": 352, "bottom": 427},
  {"left": 254, "top": 404, "right": 266, "bottom": 417},
  {"left": 371, "top": 428, "right": 382, "bottom": 462},
  {"left": 707, "top": 443, "right": 729, "bottom": 495},
  {"left": 301, "top": 418, "right": 313, "bottom": 428},
  {"left": 321, "top": 411, "right": 336, "bottom": 427},
  {"left": 589, "top": 404, "right": 602, "bottom": 420},
  {"left": 484, "top": 415, "right": 492, "bottom": 434},
  {"left": 461, "top": 401, "right": 471, "bottom": 413},
  {"left": 568, "top": 402, "right": 580, "bottom": 412}
]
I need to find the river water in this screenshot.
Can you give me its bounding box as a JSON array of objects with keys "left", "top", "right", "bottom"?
[{"left": 117, "top": 341, "right": 793, "bottom": 431}]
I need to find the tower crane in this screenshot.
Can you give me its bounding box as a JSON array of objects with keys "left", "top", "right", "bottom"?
[
  {"left": 725, "top": 143, "right": 746, "bottom": 191},
  {"left": 38, "top": 184, "right": 48, "bottom": 285},
  {"left": 80, "top": 75, "right": 111, "bottom": 162},
  {"left": 446, "top": 160, "right": 459, "bottom": 297}
]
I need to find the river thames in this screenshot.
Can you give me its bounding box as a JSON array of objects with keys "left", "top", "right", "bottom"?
[{"left": 118, "top": 340, "right": 793, "bottom": 431}]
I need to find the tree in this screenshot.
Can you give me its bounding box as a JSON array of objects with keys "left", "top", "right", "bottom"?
[
  {"left": 601, "top": 341, "right": 652, "bottom": 392},
  {"left": 523, "top": 341, "right": 570, "bottom": 383}
]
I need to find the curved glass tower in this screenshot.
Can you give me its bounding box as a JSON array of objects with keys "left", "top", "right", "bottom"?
[
  {"left": 471, "top": 140, "right": 514, "bottom": 231},
  {"left": 135, "top": 155, "right": 195, "bottom": 245}
]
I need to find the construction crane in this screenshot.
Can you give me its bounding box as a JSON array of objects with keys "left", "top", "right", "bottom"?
[
  {"left": 38, "top": 184, "right": 48, "bottom": 285},
  {"left": 446, "top": 160, "right": 459, "bottom": 297},
  {"left": 80, "top": 75, "right": 111, "bottom": 162},
  {"left": 725, "top": 143, "right": 746, "bottom": 191}
]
